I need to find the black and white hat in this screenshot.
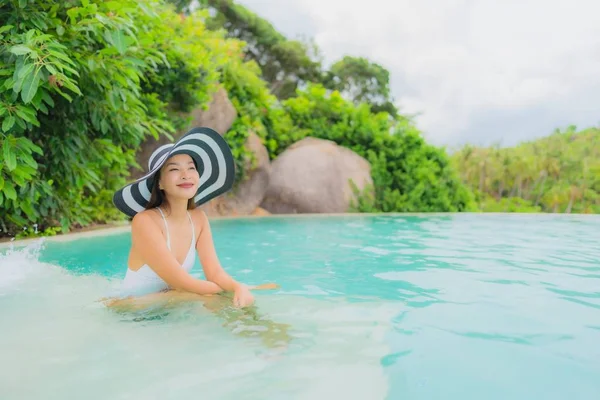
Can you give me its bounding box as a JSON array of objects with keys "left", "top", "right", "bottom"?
[{"left": 113, "top": 126, "right": 235, "bottom": 218}]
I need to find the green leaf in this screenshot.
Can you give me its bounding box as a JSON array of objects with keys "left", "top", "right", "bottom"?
[
  {"left": 58, "top": 63, "right": 79, "bottom": 76},
  {"left": 41, "top": 91, "right": 54, "bottom": 106},
  {"left": 60, "top": 79, "right": 82, "bottom": 96},
  {"left": 3, "top": 139, "right": 17, "bottom": 171},
  {"left": 45, "top": 64, "right": 58, "bottom": 75},
  {"left": 21, "top": 67, "right": 41, "bottom": 104},
  {"left": 14, "top": 117, "right": 26, "bottom": 130},
  {"left": 19, "top": 0, "right": 29, "bottom": 9},
  {"left": 31, "top": 89, "right": 43, "bottom": 108},
  {"left": 66, "top": 7, "right": 80, "bottom": 22},
  {"left": 0, "top": 174, "right": 4, "bottom": 191},
  {"left": 11, "top": 169, "right": 26, "bottom": 186},
  {"left": 17, "top": 63, "right": 35, "bottom": 80},
  {"left": 10, "top": 45, "right": 32, "bottom": 55},
  {"left": 48, "top": 50, "right": 75, "bottom": 65},
  {"left": 105, "top": 1, "right": 121, "bottom": 10},
  {"left": 18, "top": 161, "right": 37, "bottom": 174},
  {"left": 2, "top": 115, "right": 15, "bottom": 132},
  {"left": 25, "top": 29, "right": 35, "bottom": 42},
  {"left": 3, "top": 181, "right": 16, "bottom": 200},
  {"left": 56, "top": 25, "right": 65, "bottom": 36},
  {"left": 21, "top": 201, "right": 36, "bottom": 219},
  {"left": 15, "top": 108, "right": 35, "bottom": 123},
  {"left": 110, "top": 30, "right": 128, "bottom": 54},
  {"left": 20, "top": 154, "right": 38, "bottom": 168},
  {"left": 3, "top": 77, "right": 14, "bottom": 90},
  {"left": 9, "top": 212, "right": 28, "bottom": 227},
  {"left": 0, "top": 25, "right": 13, "bottom": 35},
  {"left": 55, "top": 88, "right": 73, "bottom": 102},
  {"left": 38, "top": 102, "right": 48, "bottom": 114},
  {"left": 22, "top": 139, "right": 43, "bottom": 155}
]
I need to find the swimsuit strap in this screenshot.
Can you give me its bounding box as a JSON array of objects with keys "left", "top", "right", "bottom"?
[
  {"left": 186, "top": 211, "right": 195, "bottom": 244},
  {"left": 156, "top": 207, "right": 171, "bottom": 250},
  {"left": 187, "top": 211, "right": 196, "bottom": 251}
]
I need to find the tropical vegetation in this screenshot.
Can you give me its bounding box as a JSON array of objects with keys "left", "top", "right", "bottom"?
[
  {"left": 451, "top": 125, "right": 600, "bottom": 214},
  {"left": 0, "top": 0, "right": 596, "bottom": 239}
]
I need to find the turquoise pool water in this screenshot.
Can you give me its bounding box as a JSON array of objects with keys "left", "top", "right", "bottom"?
[{"left": 1, "top": 213, "right": 599, "bottom": 399}]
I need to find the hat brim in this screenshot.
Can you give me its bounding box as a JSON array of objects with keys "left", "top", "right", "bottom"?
[{"left": 112, "top": 127, "right": 235, "bottom": 218}]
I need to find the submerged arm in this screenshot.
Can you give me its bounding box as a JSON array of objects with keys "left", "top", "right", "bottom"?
[
  {"left": 195, "top": 210, "right": 244, "bottom": 292},
  {"left": 131, "top": 212, "right": 223, "bottom": 295}
]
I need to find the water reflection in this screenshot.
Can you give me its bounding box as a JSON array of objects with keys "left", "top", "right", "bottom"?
[{"left": 104, "top": 291, "right": 293, "bottom": 352}]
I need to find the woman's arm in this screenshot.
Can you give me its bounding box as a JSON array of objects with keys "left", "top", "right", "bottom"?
[
  {"left": 130, "top": 211, "right": 223, "bottom": 295},
  {"left": 194, "top": 210, "right": 244, "bottom": 292}
]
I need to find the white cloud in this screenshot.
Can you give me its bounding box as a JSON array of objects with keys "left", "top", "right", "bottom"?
[{"left": 238, "top": 0, "right": 600, "bottom": 146}]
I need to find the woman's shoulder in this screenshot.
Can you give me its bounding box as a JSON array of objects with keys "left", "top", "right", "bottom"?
[
  {"left": 189, "top": 208, "right": 210, "bottom": 229},
  {"left": 131, "top": 208, "right": 161, "bottom": 231}
]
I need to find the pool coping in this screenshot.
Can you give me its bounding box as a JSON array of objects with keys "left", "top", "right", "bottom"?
[{"left": 1, "top": 211, "right": 598, "bottom": 249}]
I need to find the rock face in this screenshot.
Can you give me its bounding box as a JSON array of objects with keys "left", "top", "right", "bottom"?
[
  {"left": 199, "top": 132, "right": 271, "bottom": 217},
  {"left": 186, "top": 88, "right": 237, "bottom": 135},
  {"left": 130, "top": 87, "right": 237, "bottom": 180},
  {"left": 260, "top": 137, "right": 373, "bottom": 214}
]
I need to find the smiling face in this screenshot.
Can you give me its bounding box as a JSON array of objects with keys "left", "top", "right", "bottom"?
[{"left": 157, "top": 153, "right": 200, "bottom": 201}]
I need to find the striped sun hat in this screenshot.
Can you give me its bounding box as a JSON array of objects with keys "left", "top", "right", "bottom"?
[{"left": 112, "top": 126, "right": 235, "bottom": 218}]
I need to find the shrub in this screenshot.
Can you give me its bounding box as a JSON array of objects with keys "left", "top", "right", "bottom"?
[
  {"left": 274, "top": 84, "right": 475, "bottom": 212},
  {"left": 0, "top": 0, "right": 228, "bottom": 237}
]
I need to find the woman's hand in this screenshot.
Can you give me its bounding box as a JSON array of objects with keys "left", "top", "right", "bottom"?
[{"left": 233, "top": 284, "right": 255, "bottom": 308}]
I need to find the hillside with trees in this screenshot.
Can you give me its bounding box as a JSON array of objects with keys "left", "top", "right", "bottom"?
[{"left": 451, "top": 126, "right": 600, "bottom": 214}]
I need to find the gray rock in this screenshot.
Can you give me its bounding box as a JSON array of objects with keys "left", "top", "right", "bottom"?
[
  {"left": 186, "top": 87, "right": 237, "bottom": 135},
  {"left": 260, "top": 137, "right": 373, "bottom": 213}
]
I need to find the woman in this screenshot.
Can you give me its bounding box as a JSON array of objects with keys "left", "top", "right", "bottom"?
[{"left": 111, "top": 126, "right": 268, "bottom": 308}]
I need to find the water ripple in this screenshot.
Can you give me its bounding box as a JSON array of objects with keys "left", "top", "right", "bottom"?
[{"left": 6, "top": 213, "right": 599, "bottom": 399}]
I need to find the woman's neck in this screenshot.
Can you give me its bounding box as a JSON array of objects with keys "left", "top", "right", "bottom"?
[{"left": 159, "top": 199, "right": 189, "bottom": 221}]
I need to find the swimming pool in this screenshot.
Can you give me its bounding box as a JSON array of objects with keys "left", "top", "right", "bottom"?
[{"left": 1, "top": 213, "right": 599, "bottom": 399}]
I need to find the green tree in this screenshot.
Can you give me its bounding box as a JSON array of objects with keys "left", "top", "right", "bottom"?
[
  {"left": 198, "top": 0, "right": 324, "bottom": 99},
  {"left": 170, "top": 0, "right": 401, "bottom": 118},
  {"left": 273, "top": 84, "right": 475, "bottom": 212},
  {"left": 323, "top": 55, "right": 398, "bottom": 117},
  {"left": 0, "top": 0, "right": 233, "bottom": 237},
  {"left": 452, "top": 126, "right": 600, "bottom": 214}
]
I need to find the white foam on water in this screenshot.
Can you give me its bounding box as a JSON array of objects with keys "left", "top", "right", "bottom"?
[
  {"left": 0, "top": 240, "right": 47, "bottom": 291},
  {"left": 0, "top": 242, "right": 397, "bottom": 400}
]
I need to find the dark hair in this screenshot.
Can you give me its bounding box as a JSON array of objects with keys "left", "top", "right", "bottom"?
[{"left": 144, "top": 162, "right": 197, "bottom": 215}]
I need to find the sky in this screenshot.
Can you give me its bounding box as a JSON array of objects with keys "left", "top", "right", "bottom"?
[{"left": 236, "top": 0, "right": 600, "bottom": 148}]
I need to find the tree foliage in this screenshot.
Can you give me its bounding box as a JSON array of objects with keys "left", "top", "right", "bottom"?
[
  {"left": 0, "top": 0, "right": 230, "bottom": 237},
  {"left": 199, "top": 0, "right": 324, "bottom": 100},
  {"left": 451, "top": 126, "right": 600, "bottom": 214},
  {"left": 270, "top": 84, "right": 475, "bottom": 212},
  {"left": 323, "top": 56, "right": 398, "bottom": 117},
  {"left": 179, "top": 0, "right": 398, "bottom": 117}
]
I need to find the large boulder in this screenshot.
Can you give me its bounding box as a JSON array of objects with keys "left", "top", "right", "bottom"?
[
  {"left": 199, "top": 132, "right": 271, "bottom": 217},
  {"left": 130, "top": 87, "right": 237, "bottom": 180},
  {"left": 186, "top": 87, "right": 237, "bottom": 135},
  {"left": 260, "top": 137, "right": 373, "bottom": 214}
]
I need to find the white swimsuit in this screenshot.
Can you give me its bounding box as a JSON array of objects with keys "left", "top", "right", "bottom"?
[{"left": 121, "top": 208, "right": 196, "bottom": 297}]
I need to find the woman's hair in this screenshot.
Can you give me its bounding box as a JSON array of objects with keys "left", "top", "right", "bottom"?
[{"left": 144, "top": 159, "right": 197, "bottom": 215}]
